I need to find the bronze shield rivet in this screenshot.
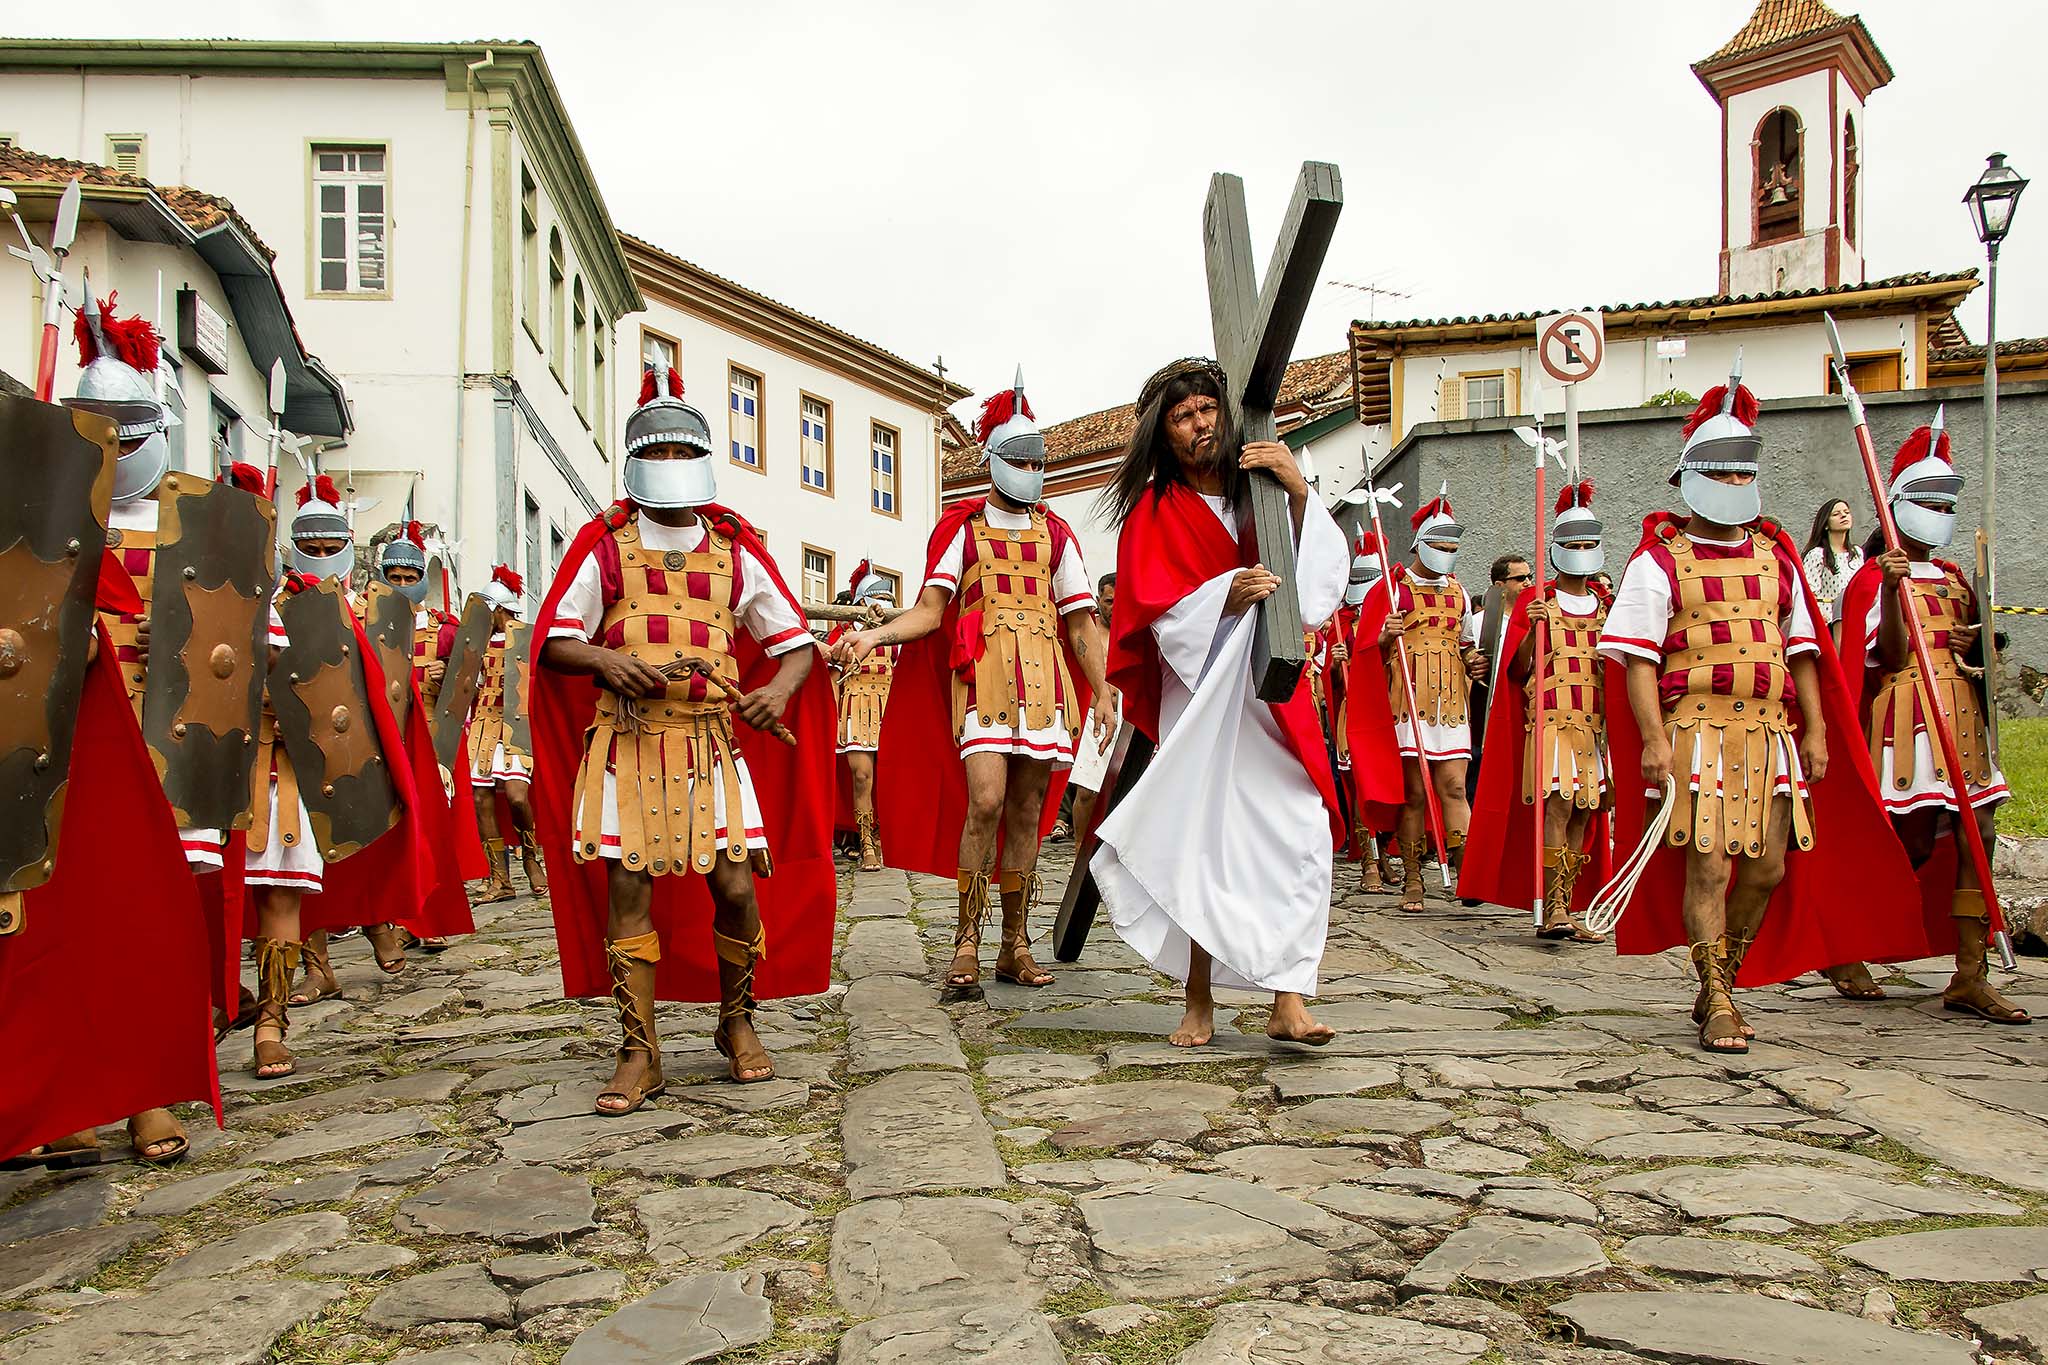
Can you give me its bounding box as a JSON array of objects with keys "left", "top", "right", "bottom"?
[
  {"left": 183, "top": 566, "right": 198, "bottom": 580},
  {"left": 211, "top": 644, "right": 238, "bottom": 678},
  {"left": 0, "top": 628, "right": 26, "bottom": 678},
  {"left": 331, "top": 706, "right": 351, "bottom": 733},
  {"left": 173, "top": 722, "right": 188, "bottom": 738}
]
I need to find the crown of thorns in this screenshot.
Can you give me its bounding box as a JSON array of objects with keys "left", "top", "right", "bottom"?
[{"left": 1135, "top": 356, "right": 1228, "bottom": 417}]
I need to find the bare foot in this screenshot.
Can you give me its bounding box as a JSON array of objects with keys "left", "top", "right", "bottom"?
[
  {"left": 1170, "top": 998, "right": 1214, "bottom": 1048},
  {"left": 1267, "top": 993, "right": 1336, "bottom": 1046},
  {"left": 594, "top": 1050, "right": 663, "bottom": 1115}
]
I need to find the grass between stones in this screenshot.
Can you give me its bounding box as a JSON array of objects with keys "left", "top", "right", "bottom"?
[{"left": 1092, "top": 1306, "right": 1215, "bottom": 1365}]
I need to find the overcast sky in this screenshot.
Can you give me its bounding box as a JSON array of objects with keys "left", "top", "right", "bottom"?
[{"left": 23, "top": 1, "right": 2045, "bottom": 425}]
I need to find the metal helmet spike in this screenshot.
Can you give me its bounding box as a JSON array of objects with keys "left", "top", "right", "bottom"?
[
  {"left": 1931, "top": 403, "right": 1946, "bottom": 438},
  {"left": 79, "top": 271, "right": 109, "bottom": 355},
  {"left": 1720, "top": 348, "right": 1744, "bottom": 417}
]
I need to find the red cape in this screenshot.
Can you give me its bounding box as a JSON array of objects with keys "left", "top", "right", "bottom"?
[
  {"left": 2, "top": 576, "right": 220, "bottom": 1158},
  {"left": 874, "top": 498, "right": 1087, "bottom": 878},
  {"left": 1835, "top": 557, "right": 1973, "bottom": 956},
  {"left": 296, "top": 602, "right": 436, "bottom": 937},
  {"left": 1457, "top": 582, "right": 1614, "bottom": 911},
  {"left": 1605, "top": 514, "right": 1933, "bottom": 983},
  {"left": 1341, "top": 573, "right": 1413, "bottom": 833},
  {"left": 1105, "top": 483, "right": 1341, "bottom": 842},
  {"left": 531, "top": 501, "right": 836, "bottom": 1003}
]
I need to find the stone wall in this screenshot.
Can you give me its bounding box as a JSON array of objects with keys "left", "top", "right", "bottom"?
[{"left": 1370, "top": 380, "right": 2048, "bottom": 677}]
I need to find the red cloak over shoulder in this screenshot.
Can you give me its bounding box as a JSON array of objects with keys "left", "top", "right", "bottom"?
[
  {"left": 874, "top": 498, "right": 1088, "bottom": 878},
  {"left": 1604, "top": 514, "right": 1933, "bottom": 983},
  {"left": 1, "top": 562, "right": 220, "bottom": 1159},
  {"left": 1341, "top": 573, "right": 1411, "bottom": 834},
  {"left": 1457, "top": 582, "right": 1613, "bottom": 912},
  {"left": 1106, "top": 483, "right": 1342, "bottom": 842},
  {"left": 530, "top": 501, "right": 836, "bottom": 1003}
]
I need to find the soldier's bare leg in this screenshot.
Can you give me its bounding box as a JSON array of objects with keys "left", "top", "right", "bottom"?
[
  {"left": 596, "top": 862, "right": 661, "bottom": 1115},
  {"left": 847, "top": 752, "right": 882, "bottom": 871},
  {"left": 472, "top": 785, "right": 515, "bottom": 901},
  {"left": 1433, "top": 756, "right": 1471, "bottom": 851},
  {"left": 1944, "top": 804, "right": 2030, "bottom": 1023},
  {"left": 994, "top": 757, "right": 1054, "bottom": 986},
  {"left": 1720, "top": 796, "right": 1791, "bottom": 1040},
  {"left": 253, "top": 887, "right": 303, "bottom": 1078},
  {"left": 1681, "top": 840, "right": 1743, "bottom": 1053},
  {"left": 1172, "top": 944, "right": 1215, "bottom": 1047},
  {"left": 1397, "top": 757, "right": 1430, "bottom": 912},
  {"left": 1537, "top": 798, "right": 1604, "bottom": 943},
  {"left": 708, "top": 855, "right": 775, "bottom": 1081},
  {"left": 505, "top": 777, "right": 546, "bottom": 893},
  {"left": 950, "top": 752, "right": 1010, "bottom": 985}
]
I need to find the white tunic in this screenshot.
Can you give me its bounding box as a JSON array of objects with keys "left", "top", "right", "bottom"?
[
  {"left": 1093, "top": 493, "right": 1348, "bottom": 995},
  {"left": 547, "top": 515, "right": 813, "bottom": 857}
]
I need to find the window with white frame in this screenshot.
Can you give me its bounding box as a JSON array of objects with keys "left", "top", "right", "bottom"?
[
  {"left": 730, "top": 367, "right": 761, "bottom": 468},
  {"left": 871, "top": 568, "right": 902, "bottom": 605},
  {"left": 800, "top": 396, "right": 830, "bottom": 491},
  {"left": 801, "top": 546, "right": 833, "bottom": 607},
  {"left": 312, "top": 145, "right": 388, "bottom": 294},
  {"left": 572, "top": 278, "right": 589, "bottom": 417},
  {"left": 870, "top": 422, "right": 898, "bottom": 514},
  {"left": 642, "top": 330, "right": 676, "bottom": 376},
  {"left": 1463, "top": 373, "right": 1505, "bottom": 420},
  {"left": 211, "top": 395, "right": 244, "bottom": 468},
  {"left": 520, "top": 169, "right": 538, "bottom": 331},
  {"left": 547, "top": 230, "right": 565, "bottom": 378},
  {"left": 592, "top": 332, "right": 606, "bottom": 448}
]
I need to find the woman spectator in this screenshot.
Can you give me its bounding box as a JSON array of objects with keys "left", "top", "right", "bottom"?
[{"left": 1803, "top": 497, "right": 1864, "bottom": 627}]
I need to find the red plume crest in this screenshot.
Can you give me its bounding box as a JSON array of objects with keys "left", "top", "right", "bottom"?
[
  {"left": 1409, "top": 495, "right": 1453, "bottom": 531},
  {"left": 220, "top": 462, "right": 266, "bottom": 494},
  {"left": 638, "top": 366, "right": 685, "bottom": 406},
  {"left": 846, "top": 558, "right": 871, "bottom": 594},
  {"left": 404, "top": 520, "right": 426, "bottom": 548},
  {"left": 1554, "top": 479, "right": 1595, "bottom": 515},
  {"left": 1888, "top": 426, "right": 1953, "bottom": 484},
  {"left": 1680, "top": 384, "right": 1759, "bottom": 439},
  {"left": 74, "top": 293, "right": 161, "bottom": 373},
  {"left": 295, "top": 474, "right": 342, "bottom": 509},
  {"left": 1355, "top": 532, "right": 1380, "bottom": 557},
  {"left": 975, "top": 388, "right": 1033, "bottom": 445},
  {"left": 492, "top": 564, "right": 524, "bottom": 595}
]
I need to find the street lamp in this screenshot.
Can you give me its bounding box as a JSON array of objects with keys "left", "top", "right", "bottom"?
[{"left": 1962, "top": 153, "right": 2027, "bottom": 729}]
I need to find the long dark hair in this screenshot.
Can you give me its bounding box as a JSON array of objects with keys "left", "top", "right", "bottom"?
[
  {"left": 1098, "top": 370, "right": 1244, "bottom": 529},
  {"left": 1805, "top": 498, "right": 1851, "bottom": 572}
]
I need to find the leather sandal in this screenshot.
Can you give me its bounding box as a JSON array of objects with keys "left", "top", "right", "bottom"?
[
  {"left": 252, "top": 938, "right": 299, "bottom": 1078},
  {"left": 1537, "top": 848, "right": 1606, "bottom": 943},
  {"left": 363, "top": 923, "right": 406, "bottom": 975},
  {"left": 1399, "top": 835, "right": 1427, "bottom": 913},
  {"left": 1825, "top": 962, "right": 1887, "bottom": 1001},
  {"left": 994, "top": 871, "right": 1054, "bottom": 987},
  {"left": 126, "top": 1109, "right": 189, "bottom": 1166},
  {"left": 214, "top": 985, "right": 259, "bottom": 1044},
  {"left": 596, "top": 931, "right": 667, "bottom": 1114},
  {"left": 857, "top": 813, "right": 884, "bottom": 872},
  {"left": 947, "top": 869, "right": 990, "bottom": 987},
  {"left": 521, "top": 845, "right": 550, "bottom": 895},
  {"left": 713, "top": 926, "right": 775, "bottom": 1083},
  {"left": 0, "top": 1130, "right": 103, "bottom": 1171},
  {"left": 1690, "top": 941, "right": 1748, "bottom": 1054},
  {"left": 1945, "top": 909, "right": 2032, "bottom": 1024},
  {"left": 290, "top": 933, "right": 341, "bottom": 1004}
]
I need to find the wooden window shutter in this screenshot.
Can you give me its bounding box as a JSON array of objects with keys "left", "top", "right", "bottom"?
[
  {"left": 1438, "top": 373, "right": 1462, "bottom": 422},
  {"left": 1501, "top": 368, "right": 1520, "bottom": 417}
]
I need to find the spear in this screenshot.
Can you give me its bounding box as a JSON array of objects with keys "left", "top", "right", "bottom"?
[
  {"left": 1359, "top": 449, "right": 1452, "bottom": 888},
  {"left": 263, "top": 358, "right": 287, "bottom": 499},
  {"left": 1528, "top": 409, "right": 1551, "bottom": 930},
  {"left": 1823, "top": 312, "right": 2014, "bottom": 969},
  {"left": 2, "top": 177, "right": 81, "bottom": 401}
]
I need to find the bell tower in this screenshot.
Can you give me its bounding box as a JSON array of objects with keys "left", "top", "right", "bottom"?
[{"left": 1694, "top": 0, "right": 1893, "bottom": 295}]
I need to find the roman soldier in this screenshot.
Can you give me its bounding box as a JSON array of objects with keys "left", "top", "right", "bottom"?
[
  {"left": 1346, "top": 487, "right": 1485, "bottom": 913},
  {"left": 1334, "top": 535, "right": 1395, "bottom": 890},
  {"left": 1597, "top": 359, "right": 1931, "bottom": 1054},
  {"left": 468, "top": 564, "right": 545, "bottom": 901},
  {"left": 828, "top": 561, "right": 898, "bottom": 871},
  {"left": 840, "top": 370, "right": 1114, "bottom": 990},
  {"left": 1458, "top": 481, "right": 1610, "bottom": 942},
  {"left": 1835, "top": 411, "right": 2027, "bottom": 1024},
  {"left": 531, "top": 365, "right": 837, "bottom": 1107}
]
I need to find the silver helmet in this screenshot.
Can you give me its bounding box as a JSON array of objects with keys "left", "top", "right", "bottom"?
[
  {"left": 1673, "top": 351, "right": 1762, "bottom": 526},
  {"left": 846, "top": 558, "right": 894, "bottom": 606},
  {"left": 288, "top": 474, "right": 356, "bottom": 582},
  {"left": 1344, "top": 533, "right": 1385, "bottom": 607},
  {"left": 61, "top": 283, "right": 181, "bottom": 504},
  {"left": 623, "top": 364, "right": 717, "bottom": 508},
  {"left": 1888, "top": 406, "right": 1961, "bottom": 549},
  {"left": 379, "top": 523, "right": 431, "bottom": 603},
  {"left": 976, "top": 366, "right": 1047, "bottom": 506},
  {"left": 1410, "top": 483, "right": 1463, "bottom": 576},
  {"left": 1550, "top": 480, "right": 1604, "bottom": 577}
]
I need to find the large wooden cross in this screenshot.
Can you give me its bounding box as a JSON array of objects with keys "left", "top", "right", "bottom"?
[{"left": 1204, "top": 162, "right": 1344, "bottom": 702}]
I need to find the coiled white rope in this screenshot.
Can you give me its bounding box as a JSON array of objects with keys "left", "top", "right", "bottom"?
[{"left": 1580, "top": 776, "right": 1677, "bottom": 938}]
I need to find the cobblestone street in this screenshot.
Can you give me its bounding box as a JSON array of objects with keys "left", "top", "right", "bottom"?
[{"left": 5, "top": 850, "right": 2048, "bottom": 1364}]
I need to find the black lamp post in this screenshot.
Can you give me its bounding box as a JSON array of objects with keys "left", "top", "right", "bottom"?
[{"left": 1962, "top": 153, "right": 2027, "bottom": 719}]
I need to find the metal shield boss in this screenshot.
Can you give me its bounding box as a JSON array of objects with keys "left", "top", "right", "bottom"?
[
  {"left": 429, "top": 592, "right": 495, "bottom": 772},
  {"left": 0, "top": 396, "right": 120, "bottom": 926},
  {"left": 144, "top": 472, "right": 278, "bottom": 831},
  {"left": 272, "top": 580, "right": 400, "bottom": 860},
  {"left": 499, "top": 617, "right": 534, "bottom": 759},
  {"left": 361, "top": 580, "right": 417, "bottom": 737}
]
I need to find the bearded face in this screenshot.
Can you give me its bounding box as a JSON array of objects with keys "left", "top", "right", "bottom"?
[{"left": 1163, "top": 391, "right": 1223, "bottom": 475}]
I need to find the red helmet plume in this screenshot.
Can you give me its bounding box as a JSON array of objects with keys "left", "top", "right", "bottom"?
[
  {"left": 1354, "top": 531, "right": 1381, "bottom": 558},
  {"left": 74, "top": 292, "right": 161, "bottom": 373},
  {"left": 296, "top": 474, "right": 343, "bottom": 509},
  {"left": 638, "top": 366, "right": 685, "bottom": 406},
  {"left": 1680, "top": 383, "right": 1759, "bottom": 440},
  {"left": 845, "top": 558, "right": 871, "bottom": 595},
  {"left": 1887, "top": 425, "right": 1953, "bottom": 486},
  {"left": 1554, "top": 479, "right": 1595, "bottom": 515},
  {"left": 220, "top": 462, "right": 266, "bottom": 495},
  {"left": 404, "top": 520, "right": 427, "bottom": 549},
  {"left": 975, "top": 387, "right": 1034, "bottom": 446},
  {"left": 1409, "top": 494, "right": 1454, "bottom": 531},
  {"left": 492, "top": 564, "right": 524, "bottom": 596}
]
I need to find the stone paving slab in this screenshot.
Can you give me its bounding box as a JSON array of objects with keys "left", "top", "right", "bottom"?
[
  {"left": 0, "top": 1278, "right": 347, "bottom": 1365},
  {"left": 1552, "top": 1290, "right": 1977, "bottom": 1364},
  {"left": 843, "top": 1070, "right": 1004, "bottom": 1200}
]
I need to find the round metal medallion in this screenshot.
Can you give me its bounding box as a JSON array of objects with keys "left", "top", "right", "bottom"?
[
  {"left": 664, "top": 550, "right": 689, "bottom": 571},
  {"left": 105, "top": 527, "right": 123, "bottom": 549}
]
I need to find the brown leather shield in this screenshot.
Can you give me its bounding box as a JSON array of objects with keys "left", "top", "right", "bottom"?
[
  {"left": 499, "top": 617, "right": 533, "bottom": 757},
  {"left": 429, "top": 593, "right": 494, "bottom": 771},
  {"left": 361, "top": 581, "right": 416, "bottom": 737},
  {"left": 143, "top": 472, "right": 277, "bottom": 831},
  {"left": 0, "top": 397, "right": 118, "bottom": 896},
  {"left": 272, "top": 580, "right": 400, "bottom": 861}
]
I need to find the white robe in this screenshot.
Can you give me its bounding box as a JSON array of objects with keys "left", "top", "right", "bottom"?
[{"left": 1092, "top": 493, "right": 1349, "bottom": 994}]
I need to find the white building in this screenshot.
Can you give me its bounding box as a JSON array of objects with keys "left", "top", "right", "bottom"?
[
  {"left": 622, "top": 235, "right": 967, "bottom": 609},
  {"left": 0, "top": 145, "right": 349, "bottom": 473}
]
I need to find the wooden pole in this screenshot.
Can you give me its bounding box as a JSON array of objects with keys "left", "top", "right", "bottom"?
[{"left": 1529, "top": 409, "right": 1550, "bottom": 930}]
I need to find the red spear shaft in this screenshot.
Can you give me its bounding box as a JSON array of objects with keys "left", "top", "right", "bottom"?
[
  {"left": 1824, "top": 314, "right": 2012, "bottom": 963},
  {"left": 1530, "top": 437, "right": 1549, "bottom": 930}
]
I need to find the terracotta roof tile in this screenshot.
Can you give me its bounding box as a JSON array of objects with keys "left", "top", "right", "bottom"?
[
  {"left": 1704, "top": 0, "right": 1850, "bottom": 64},
  {"left": 0, "top": 143, "right": 275, "bottom": 258},
  {"left": 1930, "top": 337, "right": 2048, "bottom": 363}
]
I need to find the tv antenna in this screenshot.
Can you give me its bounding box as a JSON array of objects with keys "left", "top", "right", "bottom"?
[{"left": 1326, "top": 276, "right": 1415, "bottom": 321}]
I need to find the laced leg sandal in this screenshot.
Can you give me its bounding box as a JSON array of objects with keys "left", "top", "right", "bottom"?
[
  {"left": 521, "top": 841, "right": 550, "bottom": 895},
  {"left": 1707, "top": 928, "right": 1759, "bottom": 1039},
  {"left": 126, "top": 1108, "right": 189, "bottom": 1167},
  {"left": 475, "top": 838, "right": 516, "bottom": 904},
  {"left": 363, "top": 923, "right": 407, "bottom": 975},
  {"left": 1538, "top": 848, "right": 1606, "bottom": 944},
  {"left": 1823, "top": 962, "right": 1887, "bottom": 1001},
  {"left": 994, "top": 870, "right": 1054, "bottom": 987},
  {"left": 947, "top": 869, "right": 991, "bottom": 988},
  {"left": 1944, "top": 894, "right": 2032, "bottom": 1024},
  {"left": 1377, "top": 845, "right": 1399, "bottom": 891},
  {"left": 1357, "top": 826, "right": 1384, "bottom": 893},
  {"left": 1399, "top": 835, "right": 1428, "bottom": 914},
  {"left": 289, "top": 932, "right": 341, "bottom": 1004},
  {"left": 857, "top": 813, "right": 884, "bottom": 873},
  {"left": 595, "top": 930, "right": 666, "bottom": 1115},
  {"left": 1689, "top": 940, "right": 1747, "bottom": 1054},
  {"left": 252, "top": 938, "right": 300, "bottom": 1078},
  {"left": 714, "top": 925, "right": 775, "bottom": 1083}
]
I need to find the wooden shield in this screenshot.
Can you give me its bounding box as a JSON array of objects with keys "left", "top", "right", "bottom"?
[
  {"left": 1051, "top": 722, "right": 1156, "bottom": 962},
  {"left": 0, "top": 396, "right": 118, "bottom": 900},
  {"left": 499, "top": 617, "right": 533, "bottom": 757},
  {"left": 143, "top": 472, "right": 277, "bottom": 831},
  {"left": 361, "top": 581, "right": 416, "bottom": 737},
  {"left": 272, "top": 580, "right": 400, "bottom": 861},
  {"left": 429, "top": 593, "right": 494, "bottom": 771}
]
